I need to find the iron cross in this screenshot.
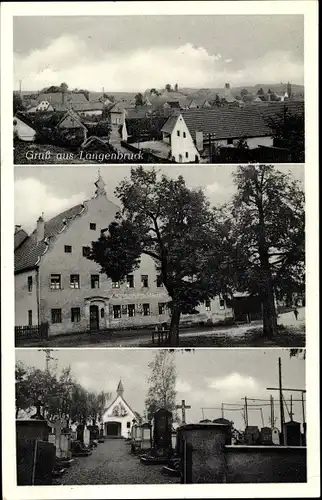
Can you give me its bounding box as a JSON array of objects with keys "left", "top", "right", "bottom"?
[{"left": 176, "top": 399, "right": 191, "bottom": 424}]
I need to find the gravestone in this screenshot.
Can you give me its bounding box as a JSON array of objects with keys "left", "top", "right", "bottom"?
[
  {"left": 153, "top": 408, "right": 173, "bottom": 456},
  {"left": 178, "top": 422, "right": 231, "bottom": 483},
  {"left": 244, "top": 426, "right": 260, "bottom": 445},
  {"left": 283, "top": 421, "right": 301, "bottom": 446},
  {"left": 272, "top": 427, "right": 280, "bottom": 445},
  {"left": 83, "top": 426, "right": 91, "bottom": 447},
  {"left": 171, "top": 430, "right": 177, "bottom": 451},
  {"left": 260, "top": 427, "right": 273, "bottom": 445},
  {"left": 99, "top": 422, "right": 104, "bottom": 438},
  {"left": 141, "top": 422, "right": 152, "bottom": 450}
]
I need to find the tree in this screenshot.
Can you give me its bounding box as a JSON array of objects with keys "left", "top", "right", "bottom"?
[
  {"left": 165, "top": 84, "right": 172, "bottom": 92},
  {"left": 257, "top": 87, "right": 265, "bottom": 96},
  {"left": 13, "top": 93, "right": 26, "bottom": 114},
  {"left": 60, "top": 82, "right": 69, "bottom": 93},
  {"left": 145, "top": 350, "right": 177, "bottom": 421},
  {"left": 218, "top": 165, "right": 305, "bottom": 339},
  {"left": 135, "top": 93, "right": 144, "bottom": 107},
  {"left": 174, "top": 83, "right": 178, "bottom": 92},
  {"left": 240, "top": 88, "right": 249, "bottom": 98},
  {"left": 267, "top": 108, "right": 305, "bottom": 162},
  {"left": 87, "top": 167, "right": 225, "bottom": 345}
]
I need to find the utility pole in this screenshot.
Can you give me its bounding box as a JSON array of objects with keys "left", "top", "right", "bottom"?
[
  {"left": 38, "top": 349, "right": 55, "bottom": 372},
  {"left": 244, "top": 397, "right": 249, "bottom": 427},
  {"left": 221, "top": 403, "right": 224, "bottom": 419},
  {"left": 278, "top": 357, "right": 285, "bottom": 444},
  {"left": 270, "top": 395, "right": 275, "bottom": 428}
]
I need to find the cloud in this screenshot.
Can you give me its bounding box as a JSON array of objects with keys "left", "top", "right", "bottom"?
[
  {"left": 206, "top": 372, "right": 262, "bottom": 399},
  {"left": 176, "top": 379, "right": 192, "bottom": 393},
  {"left": 14, "top": 35, "right": 304, "bottom": 91},
  {"left": 15, "top": 178, "right": 86, "bottom": 232}
]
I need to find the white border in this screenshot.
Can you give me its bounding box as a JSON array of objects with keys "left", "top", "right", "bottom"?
[{"left": 1, "top": 1, "right": 320, "bottom": 499}]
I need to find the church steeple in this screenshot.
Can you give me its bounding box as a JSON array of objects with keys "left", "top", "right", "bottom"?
[
  {"left": 95, "top": 171, "right": 106, "bottom": 196},
  {"left": 117, "top": 379, "right": 124, "bottom": 397}
]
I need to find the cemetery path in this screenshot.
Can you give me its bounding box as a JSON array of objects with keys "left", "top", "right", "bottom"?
[{"left": 58, "top": 438, "right": 179, "bottom": 485}]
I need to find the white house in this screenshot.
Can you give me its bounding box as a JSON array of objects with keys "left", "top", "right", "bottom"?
[
  {"left": 161, "top": 113, "right": 200, "bottom": 163},
  {"left": 101, "top": 381, "right": 140, "bottom": 438},
  {"left": 13, "top": 114, "right": 37, "bottom": 141}
]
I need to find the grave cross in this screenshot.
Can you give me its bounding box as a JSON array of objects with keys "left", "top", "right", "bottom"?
[
  {"left": 48, "top": 419, "right": 67, "bottom": 440},
  {"left": 176, "top": 399, "right": 191, "bottom": 424}
]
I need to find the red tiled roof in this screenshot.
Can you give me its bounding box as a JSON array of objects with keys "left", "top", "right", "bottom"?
[
  {"left": 14, "top": 204, "right": 85, "bottom": 274},
  {"left": 181, "top": 107, "right": 272, "bottom": 140}
]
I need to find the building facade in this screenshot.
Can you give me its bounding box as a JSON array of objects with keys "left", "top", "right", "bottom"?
[
  {"left": 14, "top": 175, "right": 233, "bottom": 336},
  {"left": 101, "top": 381, "right": 140, "bottom": 438}
]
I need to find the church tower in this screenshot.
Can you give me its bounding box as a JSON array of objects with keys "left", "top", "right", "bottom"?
[{"left": 117, "top": 379, "right": 124, "bottom": 398}]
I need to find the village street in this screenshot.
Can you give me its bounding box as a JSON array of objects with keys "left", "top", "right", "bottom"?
[
  {"left": 26, "top": 307, "right": 305, "bottom": 348},
  {"left": 57, "top": 438, "right": 179, "bottom": 485}
]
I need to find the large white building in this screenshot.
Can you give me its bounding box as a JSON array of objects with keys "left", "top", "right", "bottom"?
[{"left": 14, "top": 175, "right": 232, "bottom": 337}]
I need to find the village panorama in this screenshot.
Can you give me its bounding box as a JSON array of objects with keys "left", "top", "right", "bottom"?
[
  {"left": 14, "top": 164, "right": 305, "bottom": 348},
  {"left": 14, "top": 82, "right": 304, "bottom": 165}
]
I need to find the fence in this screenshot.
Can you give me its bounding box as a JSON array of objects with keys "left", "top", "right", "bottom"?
[
  {"left": 151, "top": 328, "right": 170, "bottom": 346},
  {"left": 15, "top": 322, "right": 49, "bottom": 346}
]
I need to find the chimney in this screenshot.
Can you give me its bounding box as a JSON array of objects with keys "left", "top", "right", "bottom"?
[
  {"left": 15, "top": 224, "right": 21, "bottom": 234},
  {"left": 195, "top": 131, "right": 203, "bottom": 151},
  {"left": 36, "top": 215, "right": 45, "bottom": 243}
]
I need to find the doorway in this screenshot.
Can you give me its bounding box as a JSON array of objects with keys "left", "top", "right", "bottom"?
[
  {"left": 105, "top": 421, "right": 122, "bottom": 437},
  {"left": 90, "top": 305, "right": 99, "bottom": 331}
]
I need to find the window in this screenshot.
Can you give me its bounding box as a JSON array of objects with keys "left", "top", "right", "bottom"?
[
  {"left": 113, "top": 305, "right": 121, "bottom": 319},
  {"left": 82, "top": 246, "right": 90, "bottom": 257},
  {"left": 227, "top": 138, "right": 234, "bottom": 145},
  {"left": 27, "top": 276, "right": 33, "bottom": 292},
  {"left": 64, "top": 245, "right": 72, "bottom": 253},
  {"left": 112, "top": 281, "right": 120, "bottom": 288},
  {"left": 51, "top": 308, "right": 62, "bottom": 323},
  {"left": 50, "top": 274, "right": 61, "bottom": 290},
  {"left": 127, "top": 422, "right": 131, "bottom": 429},
  {"left": 219, "top": 299, "right": 225, "bottom": 310},
  {"left": 183, "top": 131, "right": 186, "bottom": 138},
  {"left": 128, "top": 304, "right": 135, "bottom": 317},
  {"left": 205, "top": 300, "right": 211, "bottom": 311},
  {"left": 91, "top": 274, "right": 99, "bottom": 289},
  {"left": 126, "top": 275, "right": 134, "bottom": 288},
  {"left": 101, "top": 308, "right": 105, "bottom": 318},
  {"left": 185, "top": 152, "right": 189, "bottom": 159},
  {"left": 28, "top": 310, "right": 32, "bottom": 326},
  {"left": 143, "top": 303, "right": 150, "bottom": 316},
  {"left": 71, "top": 307, "right": 81, "bottom": 322},
  {"left": 70, "top": 274, "right": 80, "bottom": 289},
  {"left": 90, "top": 223, "right": 96, "bottom": 230},
  {"left": 158, "top": 303, "right": 166, "bottom": 315},
  {"left": 141, "top": 275, "right": 149, "bottom": 288},
  {"left": 156, "top": 275, "right": 163, "bottom": 287},
  {"left": 177, "top": 130, "right": 180, "bottom": 136}
]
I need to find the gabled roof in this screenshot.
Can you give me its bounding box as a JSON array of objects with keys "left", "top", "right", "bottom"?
[
  {"left": 56, "top": 109, "right": 88, "bottom": 130},
  {"left": 14, "top": 228, "right": 28, "bottom": 250},
  {"left": 256, "top": 101, "right": 304, "bottom": 122},
  {"left": 181, "top": 107, "right": 271, "bottom": 140},
  {"left": 161, "top": 112, "right": 180, "bottom": 134},
  {"left": 14, "top": 112, "right": 38, "bottom": 132},
  {"left": 73, "top": 101, "right": 104, "bottom": 112},
  {"left": 38, "top": 92, "right": 88, "bottom": 104},
  {"left": 14, "top": 204, "right": 85, "bottom": 274}
]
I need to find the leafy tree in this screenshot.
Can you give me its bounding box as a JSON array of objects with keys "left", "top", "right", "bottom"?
[
  {"left": 240, "top": 88, "right": 249, "bottom": 98},
  {"left": 165, "top": 84, "right": 172, "bottom": 92},
  {"left": 13, "top": 93, "right": 26, "bottom": 114},
  {"left": 60, "top": 82, "right": 69, "bottom": 93},
  {"left": 145, "top": 350, "right": 177, "bottom": 421},
  {"left": 87, "top": 167, "right": 225, "bottom": 345},
  {"left": 267, "top": 108, "right": 305, "bottom": 162},
  {"left": 216, "top": 165, "right": 305, "bottom": 339},
  {"left": 257, "top": 87, "right": 265, "bottom": 96},
  {"left": 135, "top": 93, "right": 144, "bottom": 107}
]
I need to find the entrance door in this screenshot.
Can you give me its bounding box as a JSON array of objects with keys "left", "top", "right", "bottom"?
[
  {"left": 90, "top": 305, "right": 99, "bottom": 331},
  {"left": 105, "top": 422, "right": 121, "bottom": 436}
]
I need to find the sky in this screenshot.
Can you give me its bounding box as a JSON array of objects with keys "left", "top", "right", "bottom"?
[
  {"left": 14, "top": 165, "right": 304, "bottom": 233},
  {"left": 13, "top": 15, "right": 304, "bottom": 91},
  {"left": 15, "top": 348, "right": 306, "bottom": 432}
]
